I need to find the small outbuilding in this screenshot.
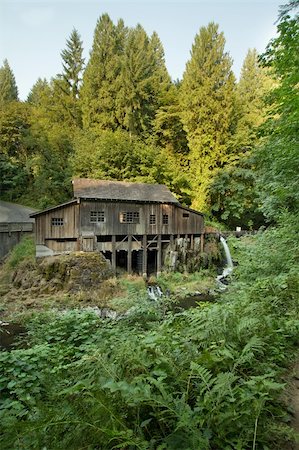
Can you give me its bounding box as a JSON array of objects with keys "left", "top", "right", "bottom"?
[
  {"left": 30, "top": 179, "right": 205, "bottom": 275},
  {"left": 0, "top": 200, "right": 36, "bottom": 259}
]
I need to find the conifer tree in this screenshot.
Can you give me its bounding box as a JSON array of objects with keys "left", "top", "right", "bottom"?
[
  {"left": 60, "top": 28, "right": 85, "bottom": 100},
  {"left": 180, "top": 23, "right": 235, "bottom": 210},
  {"left": 119, "top": 26, "right": 171, "bottom": 137},
  {"left": 154, "top": 82, "right": 188, "bottom": 155},
  {"left": 232, "top": 48, "right": 272, "bottom": 154},
  {"left": 0, "top": 59, "right": 18, "bottom": 105},
  {"left": 27, "top": 78, "right": 50, "bottom": 106},
  {"left": 149, "top": 31, "right": 172, "bottom": 104},
  {"left": 208, "top": 49, "right": 273, "bottom": 228},
  {"left": 54, "top": 29, "right": 85, "bottom": 128},
  {"left": 80, "top": 14, "right": 126, "bottom": 132}
]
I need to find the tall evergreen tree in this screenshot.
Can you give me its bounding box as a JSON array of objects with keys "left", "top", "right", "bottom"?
[
  {"left": 0, "top": 59, "right": 18, "bottom": 105},
  {"left": 53, "top": 29, "right": 85, "bottom": 128},
  {"left": 149, "top": 31, "right": 172, "bottom": 104},
  {"left": 119, "top": 25, "right": 171, "bottom": 137},
  {"left": 209, "top": 49, "right": 273, "bottom": 228},
  {"left": 81, "top": 14, "right": 126, "bottom": 132},
  {"left": 154, "top": 82, "right": 188, "bottom": 155},
  {"left": 180, "top": 22, "right": 235, "bottom": 210},
  {"left": 232, "top": 48, "right": 272, "bottom": 155},
  {"left": 27, "top": 78, "right": 50, "bottom": 106},
  {"left": 59, "top": 28, "right": 85, "bottom": 100}
]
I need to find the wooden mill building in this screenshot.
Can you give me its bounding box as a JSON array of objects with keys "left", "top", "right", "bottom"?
[{"left": 30, "top": 179, "right": 204, "bottom": 276}]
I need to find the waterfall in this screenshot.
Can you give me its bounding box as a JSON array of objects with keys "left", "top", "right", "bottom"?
[
  {"left": 216, "top": 236, "right": 233, "bottom": 285},
  {"left": 147, "top": 285, "right": 163, "bottom": 301}
]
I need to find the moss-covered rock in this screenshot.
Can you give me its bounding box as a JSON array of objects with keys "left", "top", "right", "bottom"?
[{"left": 12, "top": 252, "right": 113, "bottom": 293}]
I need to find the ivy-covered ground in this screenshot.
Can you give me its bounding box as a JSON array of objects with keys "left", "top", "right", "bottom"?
[{"left": 0, "top": 215, "right": 298, "bottom": 449}]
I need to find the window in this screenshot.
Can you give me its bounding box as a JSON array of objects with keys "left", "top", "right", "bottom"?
[
  {"left": 90, "top": 211, "right": 105, "bottom": 223},
  {"left": 120, "top": 211, "right": 140, "bottom": 223},
  {"left": 149, "top": 214, "right": 156, "bottom": 225},
  {"left": 51, "top": 218, "right": 64, "bottom": 226},
  {"left": 183, "top": 213, "right": 189, "bottom": 218},
  {"left": 162, "top": 214, "right": 169, "bottom": 225}
]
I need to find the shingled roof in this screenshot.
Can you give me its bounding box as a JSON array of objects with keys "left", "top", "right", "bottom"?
[{"left": 72, "top": 179, "right": 180, "bottom": 204}]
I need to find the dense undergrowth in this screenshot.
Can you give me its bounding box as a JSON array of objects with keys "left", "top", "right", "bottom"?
[{"left": 0, "top": 215, "right": 299, "bottom": 449}]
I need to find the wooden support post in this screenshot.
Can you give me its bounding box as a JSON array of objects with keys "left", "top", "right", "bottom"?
[
  {"left": 170, "top": 234, "right": 174, "bottom": 249},
  {"left": 190, "top": 234, "right": 194, "bottom": 250},
  {"left": 157, "top": 234, "right": 162, "bottom": 277},
  {"left": 127, "top": 235, "right": 132, "bottom": 275},
  {"left": 200, "top": 233, "right": 205, "bottom": 254},
  {"left": 142, "top": 234, "right": 147, "bottom": 278},
  {"left": 112, "top": 235, "right": 116, "bottom": 273}
]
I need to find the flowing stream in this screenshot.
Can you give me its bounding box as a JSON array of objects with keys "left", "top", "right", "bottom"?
[{"left": 147, "top": 236, "right": 234, "bottom": 304}]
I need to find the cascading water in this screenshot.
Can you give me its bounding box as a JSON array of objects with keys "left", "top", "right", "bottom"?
[{"left": 216, "top": 236, "right": 234, "bottom": 286}]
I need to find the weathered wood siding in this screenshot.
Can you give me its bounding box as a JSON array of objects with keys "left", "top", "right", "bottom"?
[
  {"left": 35, "top": 203, "right": 79, "bottom": 245},
  {"left": 79, "top": 201, "right": 204, "bottom": 236}
]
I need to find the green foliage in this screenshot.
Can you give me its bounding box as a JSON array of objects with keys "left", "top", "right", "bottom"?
[
  {"left": 2, "top": 216, "right": 298, "bottom": 449},
  {"left": 119, "top": 25, "right": 171, "bottom": 138},
  {"left": 27, "top": 78, "right": 49, "bottom": 105},
  {"left": 72, "top": 129, "right": 166, "bottom": 184},
  {"left": 53, "top": 28, "right": 85, "bottom": 128},
  {"left": 209, "top": 157, "right": 265, "bottom": 229},
  {"left": 232, "top": 48, "right": 273, "bottom": 155},
  {"left": 0, "top": 59, "right": 18, "bottom": 104},
  {"left": 180, "top": 22, "right": 235, "bottom": 211},
  {"left": 0, "top": 101, "right": 32, "bottom": 161},
  {"left": 60, "top": 28, "right": 84, "bottom": 100},
  {"left": 3, "top": 236, "right": 35, "bottom": 270},
  {"left": 157, "top": 270, "right": 215, "bottom": 296},
  {"left": 257, "top": 2, "right": 299, "bottom": 221},
  {"left": 81, "top": 14, "right": 126, "bottom": 131}
]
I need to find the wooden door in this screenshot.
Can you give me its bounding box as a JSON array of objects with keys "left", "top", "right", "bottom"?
[{"left": 82, "top": 237, "right": 94, "bottom": 252}]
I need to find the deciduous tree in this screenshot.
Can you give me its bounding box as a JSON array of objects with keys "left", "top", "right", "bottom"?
[{"left": 257, "top": 1, "right": 299, "bottom": 221}]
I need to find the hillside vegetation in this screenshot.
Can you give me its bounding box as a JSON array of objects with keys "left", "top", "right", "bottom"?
[{"left": 0, "top": 216, "right": 298, "bottom": 449}]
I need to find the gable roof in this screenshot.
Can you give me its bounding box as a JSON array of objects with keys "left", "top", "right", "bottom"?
[
  {"left": 30, "top": 200, "right": 78, "bottom": 218},
  {"left": 72, "top": 178, "right": 180, "bottom": 204},
  {"left": 0, "top": 200, "right": 36, "bottom": 223}
]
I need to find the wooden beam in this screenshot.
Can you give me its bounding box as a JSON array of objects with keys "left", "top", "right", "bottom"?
[
  {"left": 157, "top": 234, "right": 162, "bottom": 277},
  {"left": 127, "top": 235, "right": 132, "bottom": 275},
  {"left": 142, "top": 234, "right": 147, "bottom": 278},
  {"left": 170, "top": 234, "right": 174, "bottom": 249},
  {"left": 112, "top": 235, "right": 116, "bottom": 273},
  {"left": 200, "top": 233, "right": 204, "bottom": 254}
]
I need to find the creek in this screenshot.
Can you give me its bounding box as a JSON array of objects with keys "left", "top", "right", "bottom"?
[{"left": 147, "top": 235, "right": 234, "bottom": 309}]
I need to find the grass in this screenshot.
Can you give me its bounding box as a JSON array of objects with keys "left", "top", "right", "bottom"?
[
  {"left": 156, "top": 269, "right": 216, "bottom": 297},
  {"left": 4, "top": 236, "right": 35, "bottom": 269}
]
